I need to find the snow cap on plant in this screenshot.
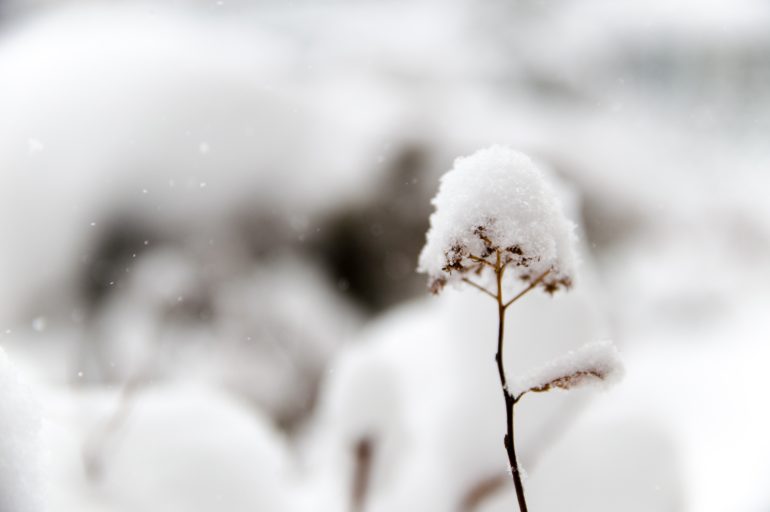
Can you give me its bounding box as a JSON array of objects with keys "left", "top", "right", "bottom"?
[{"left": 418, "top": 145, "right": 578, "bottom": 294}]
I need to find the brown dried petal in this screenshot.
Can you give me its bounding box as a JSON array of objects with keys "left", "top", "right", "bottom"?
[
  {"left": 528, "top": 368, "right": 608, "bottom": 394},
  {"left": 428, "top": 276, "right": 447, "bottom": 295}
]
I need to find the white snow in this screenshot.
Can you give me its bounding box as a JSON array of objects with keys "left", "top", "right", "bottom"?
[
  {"left": 0, "top": 0, "right": 767, "bottom": 510},
  {"left": 0, "top": 348, "right": 42, "bottom": 512},
  {"left": 418, "top": 145, "right": 578, "bottom": 294},
  {"left": 511, "top": 340, "right": 623, "bottom": 398},
  {"left": 41, "top": 381, "right": 294, "bottom": 512}
]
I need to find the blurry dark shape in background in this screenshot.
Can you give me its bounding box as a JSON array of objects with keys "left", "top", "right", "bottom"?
[
  {"left": 316, "top": 144, "right": 433, "bottom": 312},
  {"left": 64, "top": 141, "right": 438, "bottom": 437},
  {"left": 81, "top": 217, "right": 160, "bottom": 310}
]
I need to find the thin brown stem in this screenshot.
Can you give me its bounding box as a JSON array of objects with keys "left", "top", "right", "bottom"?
[
  {"left": 503, "top": 270, "right": 551, "bottom": 310},
  {"left": 494, "top": 250, "right": 529, "bottom": 512},
  {"left": 461, "top": 277, "right": 496, "bottom": 299},
  {"left": 468, "top": 255, "right": 496, "bottom": 268}
]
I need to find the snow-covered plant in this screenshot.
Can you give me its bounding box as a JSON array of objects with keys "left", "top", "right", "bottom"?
[{"left": 418, "top": 145, "right": 622, "bottom": 511}]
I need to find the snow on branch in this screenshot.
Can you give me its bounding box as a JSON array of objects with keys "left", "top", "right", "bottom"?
[
  {"left": 417, "top": 145, "right": 577, "bottom": 295},
  {"left": 511, "top": 341, "right": 623, "bottom": 399}
]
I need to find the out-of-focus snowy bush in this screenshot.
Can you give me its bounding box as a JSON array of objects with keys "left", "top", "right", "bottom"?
[
  {"left": 205, "top": 257, "right": 361, "bottom": 430},
  {"left": 0, "top": 1, "right": 411, "bottom": 326},
  {"left": 43, "top": 382, "right": 295, "bottom": 512},
  {"left": 75, "top": 247, "right": 361, "bottom": 431}
]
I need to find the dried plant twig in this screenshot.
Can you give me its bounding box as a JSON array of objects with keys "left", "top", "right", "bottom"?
[
  {"left": 461, "top": 277, "right": 496, "bottom": 299},
  {"left": 503, "top": 270, "right": 550, "bottom": 310}
]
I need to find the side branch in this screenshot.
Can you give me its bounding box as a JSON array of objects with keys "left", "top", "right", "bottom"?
[
  {"left": 468, "top": 255, "right": 496, "bottom": 268},
  {"left": 503, "top": 270, "right": 551, "bottom": 309},
  {"left": 461, "top": 278, "right": 496, "bottom": 299}
]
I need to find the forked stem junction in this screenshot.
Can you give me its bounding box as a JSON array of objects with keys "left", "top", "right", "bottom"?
[{"left": 463, "top": 252, "right": 550, "bottom": 512}]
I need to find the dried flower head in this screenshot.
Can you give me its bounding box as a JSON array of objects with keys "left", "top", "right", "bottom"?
[
  {"left": 510, "top": 340, "right": 624, "bottom": 398},
  {"left": 417, "top": 145, "right": 577, "bottom": 294}
]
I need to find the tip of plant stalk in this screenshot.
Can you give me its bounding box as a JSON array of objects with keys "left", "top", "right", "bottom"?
[{"left": 417, "top": 145, "right": 578, "bottom": 296}]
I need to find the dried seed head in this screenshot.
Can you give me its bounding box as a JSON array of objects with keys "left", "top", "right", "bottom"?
[
  {"left": 510, "top": 341, "right": 623, "bottom": 397},
  {"left": 417, "top": 145, "right": 577, "bottom": 294},
  {"left": 529, "top": 368, "right": 608, "bottom": 393}
]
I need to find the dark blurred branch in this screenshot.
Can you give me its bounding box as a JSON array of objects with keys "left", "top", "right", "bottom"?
[
  {"left": 459, "top": 473, "right": 507, "bottom": 512},
  {"left": 82, "top": 372, "right": 146, "bottom": 481},
  {"left": 352, "top": 437, "right": 375, "bottom": 512}
]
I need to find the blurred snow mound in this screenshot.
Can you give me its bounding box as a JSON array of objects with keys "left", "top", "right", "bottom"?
[{"left": 0, "top": 347, "right": 42, "bottom": 512}]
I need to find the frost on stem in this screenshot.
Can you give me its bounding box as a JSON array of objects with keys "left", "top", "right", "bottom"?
[
  {"left": 510, "top": 340, "right": 624, "bottom": 399},
  {"left": 417, "top": 145, "right": 577, "bottom": 295}
]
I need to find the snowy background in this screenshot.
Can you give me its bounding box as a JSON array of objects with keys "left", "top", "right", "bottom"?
[{"left": 0, "top": 0, "right": 769, "bottom": 511}]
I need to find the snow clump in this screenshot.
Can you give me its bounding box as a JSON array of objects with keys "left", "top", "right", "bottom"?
[
  {"left": 510, "top": 340, "right": 623, "bottom": 397},
  {"left": 418, "top": 145, "right": 578, "bottom": 294}
]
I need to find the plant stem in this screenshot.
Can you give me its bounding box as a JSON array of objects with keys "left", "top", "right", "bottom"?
[
  {"left": 494, "top": 251, "right": 529, "bottom": 512},
  {"left": 461, "top": 277, "right": 496, "bottom": 299},
  {"left": 503, "top": 270, "right": 550, "bottom": 310}
]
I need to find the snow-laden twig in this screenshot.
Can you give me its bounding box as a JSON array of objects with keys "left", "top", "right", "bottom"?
[
  {"left": 511, "top": 340, "right": 624, "bottom": 399},
  {"left": 418, "top": 146, "right": 620, "bottom": 512}
]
